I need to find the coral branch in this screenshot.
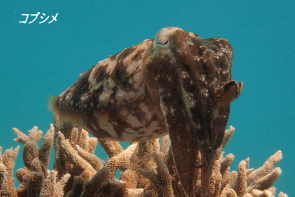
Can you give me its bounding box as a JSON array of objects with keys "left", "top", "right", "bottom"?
[
  {"left": 0, "top": 125, "right": 287, "bottom": 196},
  {"left": 137, "top": 152, "right": 173, "bottom": 197},
  {"left": 80, "top": 167, "right": 110, "bottom": 197},
  {"left": 98, "top": 139, "right": 124, "bottom": 158},
  {"left": 39, "top": 124, "right": 54, "bottom": 169}
]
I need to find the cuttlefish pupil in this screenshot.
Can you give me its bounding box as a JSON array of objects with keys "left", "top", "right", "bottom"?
[
  {"left": 156, "top": 37, "right": 170, "bottom": 46},
  {"left": 49, "top": 27, "right": 242, "bottom": 197}
]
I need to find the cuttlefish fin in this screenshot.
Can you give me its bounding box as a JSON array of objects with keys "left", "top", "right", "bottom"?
[{"left": 213, "top": 80, "right": 243, "bottom": 103}]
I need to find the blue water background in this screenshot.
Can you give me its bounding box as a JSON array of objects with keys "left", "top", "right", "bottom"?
[{"left": 1, "top": 0, "right": 294, "bottom": 195}]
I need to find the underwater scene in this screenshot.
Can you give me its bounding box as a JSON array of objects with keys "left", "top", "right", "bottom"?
[{"left": 0, "top": 0, "right": 294, "bottom": 196}]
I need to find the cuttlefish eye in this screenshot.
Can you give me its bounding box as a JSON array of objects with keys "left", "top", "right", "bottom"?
[{"left": 156, "top": 38, "right": 171, "bottom": 46}]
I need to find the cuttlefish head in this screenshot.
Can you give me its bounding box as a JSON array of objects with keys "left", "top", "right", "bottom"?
[{"left": 142, "top": 27, "right": 242, "bottom": 197}]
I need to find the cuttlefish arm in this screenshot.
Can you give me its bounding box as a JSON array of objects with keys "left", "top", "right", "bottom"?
[{"left": 142, "top": 27, "right": 242, "bottom": 197}]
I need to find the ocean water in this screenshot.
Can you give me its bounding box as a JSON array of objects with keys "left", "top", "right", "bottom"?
[{"left": 1, "top": 0, "right": 294, "bottom": 196}]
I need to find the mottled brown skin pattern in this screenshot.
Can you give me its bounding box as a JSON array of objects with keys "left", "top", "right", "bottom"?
[
  {"left": 142, "top": 28, "right": 242, "bottom": 197},
  {"left": 50, "top": 39, "right": 168, "bottom": 142},
  {"left": 50, "top": 27, "right": 242, "bottom": 197}
]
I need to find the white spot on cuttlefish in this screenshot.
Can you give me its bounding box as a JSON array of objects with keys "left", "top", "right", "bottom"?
[{"left": 170, "top": 107, "right": 176, "bottom": 115}]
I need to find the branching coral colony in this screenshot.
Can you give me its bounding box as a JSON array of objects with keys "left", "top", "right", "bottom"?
[{"left": 0, "top": 122, "right": 287, "bottom": 197}]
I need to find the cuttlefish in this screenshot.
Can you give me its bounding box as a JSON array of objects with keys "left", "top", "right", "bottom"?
[{"left": 49, "top": 27, "right": 242, "bottom": 197}]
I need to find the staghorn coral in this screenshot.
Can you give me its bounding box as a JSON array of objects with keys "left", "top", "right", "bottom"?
[
  {"left": 7, "top": 125, "right": 70, "bottom": 197},
  {"left": 0, "top": 125, "right": 288, "bottom": 197},
  {"left": 0, "top": 145, "right": 20, "bottom": 196}
]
